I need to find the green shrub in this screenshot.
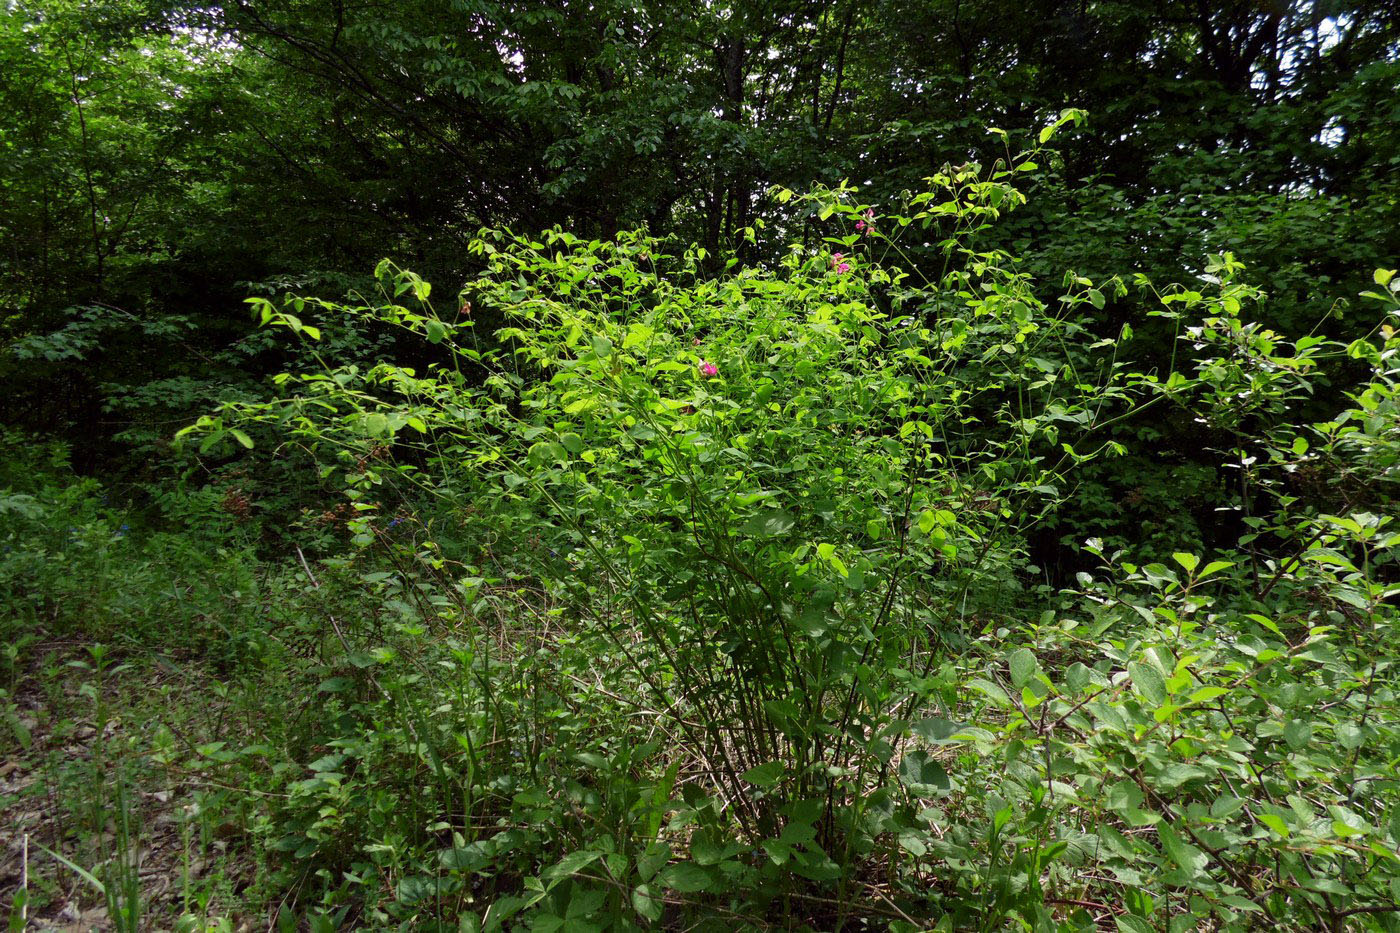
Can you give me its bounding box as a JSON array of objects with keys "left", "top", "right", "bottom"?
[{"left": 27, "top": 145, "right": 1395, "bottom": 928}]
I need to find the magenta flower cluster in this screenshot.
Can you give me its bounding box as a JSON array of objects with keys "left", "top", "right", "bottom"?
[
  {"left": 855, "top": 208, "right": 875, "bottom": 233},
  {"left": 831, "top": 252, "right": 850, "bottom": 274},
  {"left": 698, "top": 360, "right": 719, "bottom": 378}
]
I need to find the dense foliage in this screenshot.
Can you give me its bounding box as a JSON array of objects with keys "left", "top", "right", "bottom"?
[{"left": 2, "top": 1, "right": 1398, "bottom": 931}]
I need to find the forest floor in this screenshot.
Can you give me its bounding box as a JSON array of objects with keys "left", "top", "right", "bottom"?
[{"left": 1, "top": 641, "right": 259, "bottom": 932}]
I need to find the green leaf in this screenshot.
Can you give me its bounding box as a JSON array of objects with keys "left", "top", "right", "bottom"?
[
  {"left": 36, "top": 844, "right": 105, "bottom": 896},
  {"left": 898, "top": 830, "right": 928, "bottom": 856},
  {"left": 660, "top": 862, "right": 712, "bottom": 893},
  {"left": 1210, "top": 795, "right": 1244, "bottom": 818},
  {"left": 1198, "top": 560, "right": 1234, "bottom": 579},
  {"left": 228, "top": 429, "right": 254, "bottom": 449},
  {"left": 1335, "top": 721, "right": 1364, "bottom": 750},
  {"left": 362, "top": 412, "right": 389, "bottom": 437},
  {"left": 790, "top": 848, "right": 842, "bottom": 882},
  {"left": 968, "top": 678, "right": 1011, "bottom": 707},
  {"left": 637, "top": 842, "right": 671, "bottom": 883},
  {"left": 527, "top": 441, "right": 567, "bottom": 465},
  {"left": 912, "top": 716, "right": 960, "bottom": 743},
  {"left": 547, "top": 850, "right": 601, "bottom": 880},
  {"left": 622, "top": 323, "right": 655, "bottom": 349},
  {"left": 1156, "top": 823, "right": 1207, "bottom": 877},
  {"left": 631, "top": 884, "right": 663, "bottom": 921},
  {"left": 1283, "top": 719, "right": 1312, "bottom": 750},
  {"left": 1008, "top": 648, "right": 1037, "bottom": 689},
  {"left": 691, "top": 838, "right": 744, "bottom": 866},
  {"left": 815, "top": 542, "right": 849, "bottom": 577},
  {"left": 1106, "top": 779, "right": 1143, "bottom": 814},
  {"left": 739, "top": 510, "right": 796, "bottom": 538},
  {"left": 1128, "top": 661, "right": 1166, "bottom": 706},
  {"left": 1172, "top": 552, "right": 1199, "bottom": 574},
  {"left": 1064, "top": 663, "right": 1091, "bottom": 694},
  {"left": 440, "top": 841, "right": 494, "bottom": 871},
  {"left": 899, "top": 750, "right": 950, "bottom": 792},
  {"left": 1331, "top": 819, "right": 1367, "bottom": 839},
  {"left": 741, "top": 761, "right": 784, "bottom": 787},
  {"left": 1188, "top": 686, "right": 1229, "bottom": 704}
]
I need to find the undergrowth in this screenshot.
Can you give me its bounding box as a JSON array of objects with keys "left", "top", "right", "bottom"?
[{"left": 4, "top": 130, "right": 1399, "bottom": 931}]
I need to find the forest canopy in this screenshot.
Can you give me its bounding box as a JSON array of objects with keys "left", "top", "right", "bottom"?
[{"left": 1, "top": 1, "right": 1399, "bottom": 931}]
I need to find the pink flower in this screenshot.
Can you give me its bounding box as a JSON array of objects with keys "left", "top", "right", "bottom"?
[
  {"left": 836, "top": 263, "right": 850, "bottom": 273},
  {"left": 692, "top": 337, "right": 702, "bottom": 346},
  {"left": 698, "top": 360, "right": 718, "bottom": 378}
]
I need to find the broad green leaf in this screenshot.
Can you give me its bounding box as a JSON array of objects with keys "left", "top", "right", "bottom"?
[
  {"left": 1283, "top": 719, "right": 1312, "bottom": 750},
  {"left": 546, "top": 849, "right": 601, "bottom": 880},
  {"left": 631, "top": 884, "right": 663, "bottom": 921},
  {"left": 1128, "top": 661, "right": 1167, "bottom": 706},
  {"left": 660, "top": 862, "right": 712, "bottom": 893},
  {"left": 1008, "top": 648, "right": 1037, "bottom": 689},
  {"left": 739, "top": 510, "right": 796, "bottom": 537},
  {"left": 1335, "top": 721, "right": 1364, "bottom": 750},
  {"left": 899, "top": 750, "right": 950, "bottom": 792},
  {"left": 741, "top": 761, "right": 784, "bottom": 787},
  {"left": 362, "top": 412, "right": 389, "bottom": 437},
  {"left": 968, "top": 678, "right": 1011, "bottom": 707},
  {"left": 637, "top": 842, "right": 670, "bottom": 881},
  {"left": 1198, "top": 560, "right": 1234, "bottom": 578},
  {"left": 912, "top": 717, "right": 960, "bottom": 743},
  {"left": 1156, "top": 823, "right": 1207, "bottom": 876}
]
